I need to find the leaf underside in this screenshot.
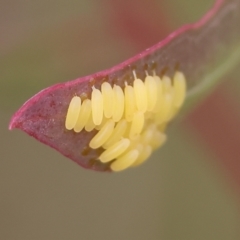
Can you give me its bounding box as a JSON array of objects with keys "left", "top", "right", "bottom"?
[{"left": 9, "top": 0, "right": 240, "bottom": 171}]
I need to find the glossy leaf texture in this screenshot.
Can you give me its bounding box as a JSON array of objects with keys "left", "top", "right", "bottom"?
[{"left": 9, "top": 0, "right": 240, "bottom": 171}]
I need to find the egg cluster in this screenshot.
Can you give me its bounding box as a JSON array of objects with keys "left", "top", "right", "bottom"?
[{"left": 65, "top": 71, "right": 186, "bottom": 171}]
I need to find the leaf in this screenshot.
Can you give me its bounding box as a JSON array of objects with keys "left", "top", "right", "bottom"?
[{"left": 9, "top": 0, "right": 240, "bottom": 172}]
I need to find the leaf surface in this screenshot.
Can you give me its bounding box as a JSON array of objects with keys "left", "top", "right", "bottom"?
[{"left": 9, "top": 0, "right": 240, "bottom": 171}]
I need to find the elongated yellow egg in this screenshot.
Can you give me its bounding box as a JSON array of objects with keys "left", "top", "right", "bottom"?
[
  {"left": 91, "top": 86, "right": 103, "bottom": 125},
  {"left": 173, "top": 71, "right": 186, "bottom": 107},
  {"left": 145, "top": 76, "right": 158, "bottom": 111},
  {"left": 155, "top": 93, "right": 172, "bottom": 124},
  {"left": 124, "top": 84, "right": 136, "bottom": 122},
  {"left": 129, "top": 111, "right": 144, "bottom": 139},
  {"left": 132, "top": 145, "right": 152, "bottom": 167},
  {"left": 112, "top": 85, "right": 124, "bottom": 122},
  {"left": 89, "top": 119, "right": 115, "bottom": 149},
  {"left": 141, "top": 127, "right": 154, "bottom": 144},
  {"left": 162, "top": 75, "right": 172, "bottom": 93},
  {"left": 103, "top": 119, "right": 128, "bottom": 149},
  {"left": 151, "top": 132, "right": 167, "bottom": 150},
  {"left": 65, "top": 96, "right": 81, "bottom": 130},
  {"left": 101, "top": 82, "right": 114, "bottom": 118},
  {"left": 133, "top": 79, "right": 147, "bottom": 112},
  {"left": 153, "top": 76, "right": 163, "bottom": 113},
  {"left": 85, "top": 110, "right": 95, "bottom": 132},
  {"left": 99, "top": 138, "right": 130, "bottom": 163},
  {"left": 74, "top": 99, "right": 91, "bottom": 133},
  {"left": 110, "top": 149, "right": 139, "bottom": 171}
]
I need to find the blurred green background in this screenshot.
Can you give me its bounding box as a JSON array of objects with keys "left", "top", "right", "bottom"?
[{"left": 1, "top": 0, "right": 240, "bottom": 239}]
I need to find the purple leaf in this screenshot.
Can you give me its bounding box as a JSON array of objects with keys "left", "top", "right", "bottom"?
[{"left": 9, "top": 0, "right": 240, "bottom": 172}]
